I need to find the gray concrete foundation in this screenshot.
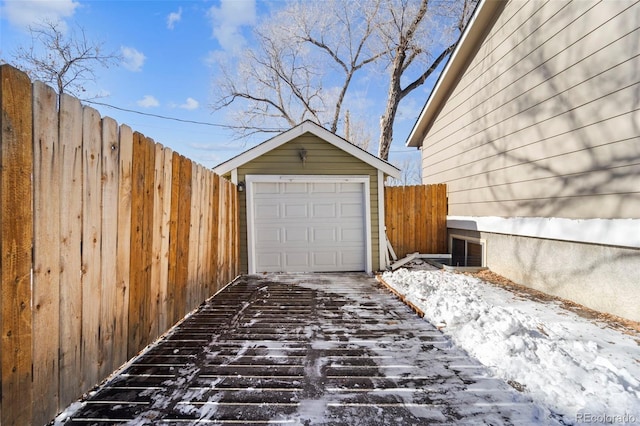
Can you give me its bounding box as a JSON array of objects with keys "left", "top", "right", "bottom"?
[{"left": 449, "top": 228, "right": 640, "bottom": 323}]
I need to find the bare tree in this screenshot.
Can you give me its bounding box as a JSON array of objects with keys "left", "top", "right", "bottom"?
[
  {"left": 377, "top": 0, "right": 475, "bottom": 160},
  {"left": 211, "top": 0, "right": 474, "bottom": 156},
  {"left": 211, "top": 0, "right": 385, "bottom": 142},
  {"left": 10, "top": 20, "right": 120, "bottom": 97},
  {"left": 213, "top": 23, "right": 326, "bottom": 137},
  {"left": 286, "top": 0, "right": 386, "bottom": 133}
]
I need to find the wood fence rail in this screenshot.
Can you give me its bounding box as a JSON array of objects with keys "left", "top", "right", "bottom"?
[
  {"left": 0, "top": 65, "right": 239, "bottom": 425},
  {"left": 384, "top": 184, "right": 448, "bottom": 259}
]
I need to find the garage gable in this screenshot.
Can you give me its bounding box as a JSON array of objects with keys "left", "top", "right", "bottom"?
[{"left": 213, "top": 121, "right": 400, "bottom": 179}]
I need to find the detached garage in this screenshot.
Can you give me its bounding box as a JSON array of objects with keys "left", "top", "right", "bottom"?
[{"left": 213, "top": 121, "right": 400, "bottom": 274}]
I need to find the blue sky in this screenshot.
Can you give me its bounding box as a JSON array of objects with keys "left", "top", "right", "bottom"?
[{"left": 0, "top": 0, "right": 427, "bottom": 170}]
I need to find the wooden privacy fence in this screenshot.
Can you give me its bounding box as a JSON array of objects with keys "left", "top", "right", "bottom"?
[
  {"left": 385, "top": 184, "right": 448, "bottom": 259},
  {"left": 0, "top": 65, "right": 239, "bottom": 425}
]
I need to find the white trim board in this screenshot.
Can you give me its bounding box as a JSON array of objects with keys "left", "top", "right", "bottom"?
[
  {"left": 245, "top": 174, "right": 373, "bottom": 274},
  {"left": 448, "top": 216, "right": 640, "bottom": 249},
  {"left": 377, "top": 170, "right": 387, "bottom": 270}
]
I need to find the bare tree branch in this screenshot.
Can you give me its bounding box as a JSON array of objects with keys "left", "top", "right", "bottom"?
[
  {"left": 377, "top": 0, "right": 477, "bottom": 160},
  {"left": 210, "top": 0, "right": 385, "bottom": 143},
  {"left": 10, "top": 20, "right": 120, "bottom": 97}
]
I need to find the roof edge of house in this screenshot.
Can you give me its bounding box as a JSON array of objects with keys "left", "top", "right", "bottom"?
[{"left": 405, "top": 0, "right": 506, "bottom": 148}]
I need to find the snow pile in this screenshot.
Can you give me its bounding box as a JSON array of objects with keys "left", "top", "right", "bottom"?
[{"left": 381, "top": 268, "right": 640, "bottom": 422}]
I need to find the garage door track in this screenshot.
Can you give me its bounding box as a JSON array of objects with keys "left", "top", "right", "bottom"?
[{"left": 57, "top": 273, "right": 545, "bottom": 425}]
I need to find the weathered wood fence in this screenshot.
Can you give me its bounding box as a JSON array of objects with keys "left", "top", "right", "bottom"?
[
  {"left": 0, "top": 65, "right": 239, "bottom": 425},
  {"left": 385, "top": 184, "right": 448, "bottom": 259}
]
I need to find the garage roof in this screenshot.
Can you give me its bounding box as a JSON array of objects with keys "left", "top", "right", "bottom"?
[{"left": 213, "top": 121, "right": 401, "bottom": 179}]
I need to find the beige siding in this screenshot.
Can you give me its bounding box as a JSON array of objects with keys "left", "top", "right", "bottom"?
[
  {"left": 235, "top": 133, "right": 380, "bottom": 273},
  {"left": 421, "top": 0, "right": 640, "bottom": 219}
]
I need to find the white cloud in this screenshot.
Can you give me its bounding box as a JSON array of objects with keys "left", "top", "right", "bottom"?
[
  {"left": 167, "top": 7, "right": 182, "bottom": 30},
  {"left": 121, "top": 46, "right": 146, "bottom": 72},
  {"left": 180, "top": 97, "right": 199, "bottom": 110},
  {"left": 1, "top": 0, "right": 79, "bottom": 29},
  {"left": 137, "top": 95, "right": 159, "bottom": 108},
  {"left": 203, "top": 50, "right": 227, "bottom": 68},
  {"left": 207, "top": 0, "right": 256, "bottom": 53}
]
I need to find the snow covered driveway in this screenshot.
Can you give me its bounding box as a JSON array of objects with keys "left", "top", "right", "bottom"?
[{"left": 55, "top": 273, "right": 551, "bottom": 425}]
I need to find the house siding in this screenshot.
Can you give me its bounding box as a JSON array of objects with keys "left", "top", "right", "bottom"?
[
  {"left": 421, "top": 0, "right": 640, "bottom": 219},
  {"left": 235, "top": 133, "right": 380, "bottom": 273},
  {"left": 414, "top": 0, "right": 640, "bottom": 322}
]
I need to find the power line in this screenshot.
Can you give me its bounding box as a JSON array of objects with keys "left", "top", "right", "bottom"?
[{"left": 81, "top": 99, "right": 230, "bottom": 128}]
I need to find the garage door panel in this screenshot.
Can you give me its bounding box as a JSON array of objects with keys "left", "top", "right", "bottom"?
[
  {"left": 312, "top": 227, "right": 337, "bottom": 242},
  {"left": 340, "top": 182, "right": 363, "bottom": 193},
  {"left": 284, "top": 227, "right": 309, "bottom": 242},
  {"left": 285, "top": 252, "right": 310, "bottom": 268},
  {"left": 284, "top": 203, "right": 308, "bottom": 218},
  {"left": 313, "top": 251, "right": 338, "bottom": 267},
  {"left": 312, "top": 203, "right": 337, "bottom": 218},
  {"left": 255, "top": 182, "right": 280, "bottom": 194},
  {"left": 251, "top": 179, "right": 366, "bottom": 273},
  {"left": 283, "top": 183, "right": 307, "bottom": 193},
  {"left": 341, "top": 250, "right": 364, "bottom": 268},
  {"left": 340, "top": 202, "right": 364, "bottom": 217},
  {"left": 257, "top": 252, "right": 282, "bottom": 269},
  {"left": 311, "top": 183, "right": 337, "bottom": 193},
  {"left": 341, "top": 227, "right": 364, "bottom": 242},
  {"left": 256, "top": 227, "right": 281, "bottom": 244},
  {"left": 254, "top": 202, "right": 280, "bottom": 219}
]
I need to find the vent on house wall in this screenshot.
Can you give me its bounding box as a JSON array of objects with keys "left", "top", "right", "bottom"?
[{"left": 450, "top": 235, "right": 485, "bottom": 267}]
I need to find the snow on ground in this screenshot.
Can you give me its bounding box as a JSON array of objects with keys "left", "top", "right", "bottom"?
[{"left": 381, "top": 268, "right": 640, "bottom": 424}]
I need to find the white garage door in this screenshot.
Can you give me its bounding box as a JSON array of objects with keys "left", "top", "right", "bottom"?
[{"left": 248, "top": 178, "right": 369, "bottom": 273}]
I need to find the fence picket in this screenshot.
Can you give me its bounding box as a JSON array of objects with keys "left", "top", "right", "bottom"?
[
  {"left": 188, "top": 164, "right": 200, "bottom": 310},
  {"left": 81, "top": 106, "right": 103, "bottom": 391},
  {"left": 99, "top": 116, "right": 119, "bottom": 379},
  {"left": 167, "top": 152, "right": 181, "bottom": 325},
  {"left": 176, "top": 156, "right": 192, "bottom": 318},
  {"left": 32, "top": 81, "right": 61, "bottom": 425},
  {"left": 210, "top": 174, "right": 220, "bottom": 293},
  {"left": 149, "top": 142, "right": 165, "bottom": 341},
  {"left": 158, "top": 147, "right": 173, "bottom": 332},
  {"left": 58, "top": 93, "right": 84, "bottom": 409},
  {"left": 115, "top": 124, "right": 133, "bottom": 367},
  {"left": 0, "top": 65, "right": 34, "bottom": 426},
  {"left": 128, "top": 132, "right": 145, "bottom": 356}
]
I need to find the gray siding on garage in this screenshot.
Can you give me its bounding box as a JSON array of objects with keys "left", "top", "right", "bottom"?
[
  {"left": 234, "top": 133, "right": 380, "bottom": 273},
  {"left": 420, "top": 0, "right": 640, "bottom": 219}
]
